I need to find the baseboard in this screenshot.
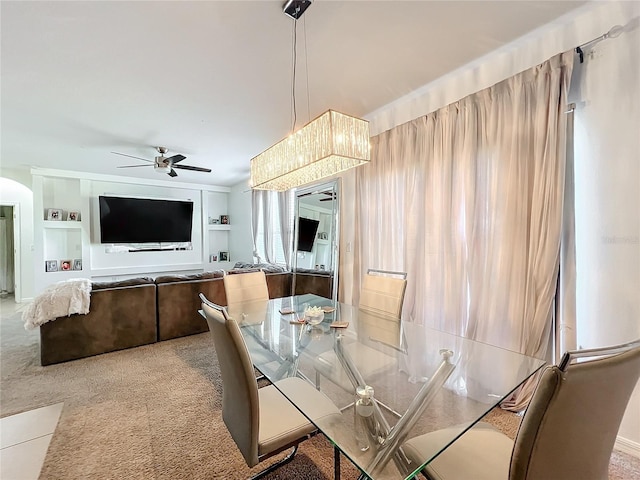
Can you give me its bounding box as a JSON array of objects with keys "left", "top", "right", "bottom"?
[{"left": 615, "top": 435, "right": 640, "bottom": 458}]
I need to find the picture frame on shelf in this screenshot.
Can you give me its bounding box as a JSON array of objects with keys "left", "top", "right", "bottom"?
[
  {"left": 60, "top": 260, "right": 72, "bottom": 271},
  {"left": 47, "top": 208, "right": 62, "bottom": 221},
  {"left": 67, "top": 211, "right": 80, "bottom": 221},
  {"left": 45, "top": 260, "right": 58, "bottom": 272},
  {"left": 220, "top": 215, "right": 229, "bottom": 225},
  {"left": 72, "top": 259, "right": 82, "bottom": 271},
  {"left": 219, "top": 251, "right": 229, "bottom": 262},
  {"left": 209, "top": 254, "right": 218, "bottom": 262}
]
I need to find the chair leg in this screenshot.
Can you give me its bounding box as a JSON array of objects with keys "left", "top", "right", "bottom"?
[
  {"left": 334, "top": 445, "right": 341, "bottom": 480},
  {"left": 250, "top": 445, "right": 298, "bottom": 480}
]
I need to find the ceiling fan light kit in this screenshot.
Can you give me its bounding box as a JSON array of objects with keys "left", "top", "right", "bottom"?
[
  {"left": 154, "top": 163, "right": 172, "bottom": 174},
  {"left": 249, "top": 1, "right": 370, "bottom": 191}
]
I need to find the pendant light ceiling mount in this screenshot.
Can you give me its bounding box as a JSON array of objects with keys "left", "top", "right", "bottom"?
[{"left": 283, "top": 0, "right": 313, "bottom": 20}]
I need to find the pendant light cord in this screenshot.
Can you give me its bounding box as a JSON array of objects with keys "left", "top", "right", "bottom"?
[
  {"left": 303, "top": 16, "right": 310, "bottom": 124},
  {"left": 290, "top": 18, "right": 298, "bottom": 133},
  {"left": 290, "top": 15, "right": 311, "bottom": 132}
]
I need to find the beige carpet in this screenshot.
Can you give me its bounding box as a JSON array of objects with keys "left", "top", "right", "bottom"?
[{"left": 1, "top": 310, "right": 639, "bottom": 479}]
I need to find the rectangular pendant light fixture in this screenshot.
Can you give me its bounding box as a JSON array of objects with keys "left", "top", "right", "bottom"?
[{"left": 250, "top": 109, "right": 370, "bottom": 191}]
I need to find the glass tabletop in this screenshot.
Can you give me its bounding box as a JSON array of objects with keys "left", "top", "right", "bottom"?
[{"left": 226, "top": 294, "right": 546, "bottom": 480}]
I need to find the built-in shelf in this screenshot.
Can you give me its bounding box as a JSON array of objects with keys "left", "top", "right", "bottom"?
[
  {"left": 207, "top": 224, "right": 231, "bottom": 231},
  {"left": 42, "top": 266, "right": 83, "bottom": 275},
  {"left": 43, "top": 221, "right": 83, "bottom": 229}
]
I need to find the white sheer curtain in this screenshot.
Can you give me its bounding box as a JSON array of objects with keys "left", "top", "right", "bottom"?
[
  {"left": 354, "top": 52, "right": 573, "bottom": 409},
  {"left": 251, "top": 189, "right": 295, "bottom": 268},
  {"left": 251, "top": 190, "right": 274, "bottom": 263},
  {"left": 251, "top": 190, "right": 263, "bottom": 263},
  {"left": 277, "top": 190, "right": 295, "bottom": 269}
]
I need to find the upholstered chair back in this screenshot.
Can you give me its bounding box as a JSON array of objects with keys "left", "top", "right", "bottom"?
[
  {"left": 199, "top": 294, "right": 260, "bottom": 467},
  {"left": 510, "top": 341, "right": 640, "bottom": 480},
  {"left": 359, "top": 270, "right": 407, "bottom": 319},
  {"left": 223, "top": 270, "right": 269, "bottom": 306}
]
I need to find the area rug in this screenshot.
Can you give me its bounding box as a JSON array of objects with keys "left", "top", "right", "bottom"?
[{"left": 1, "top": 310, "right": 638, "bottom": 479}]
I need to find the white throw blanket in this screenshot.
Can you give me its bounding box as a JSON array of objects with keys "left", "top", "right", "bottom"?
[{"left": 23, "top": 278, "right": 92, "bottom": 330}]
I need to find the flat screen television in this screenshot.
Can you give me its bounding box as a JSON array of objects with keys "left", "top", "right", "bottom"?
[
  {"left": 297, "top": 217, "right": 320, "bottom": 252},
  {"left": 99, "top": 195, "right": 194, "bottom": 244}
]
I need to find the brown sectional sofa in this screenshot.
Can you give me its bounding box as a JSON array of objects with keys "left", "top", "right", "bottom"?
[
  {"left": 155, "top": 270, "right": 293, "bottom": 341},
  {"left": 155, "top": 271, "right": 227, "bottom": 341},
  {"left": 294, "top": 270, "right": 333, "bottom": 298},
  {"left": 39, "top": 271, "right": 293, "bottom": 365},
  {"left": 40, "top": 277, "right": 157, "bottom": 366}
]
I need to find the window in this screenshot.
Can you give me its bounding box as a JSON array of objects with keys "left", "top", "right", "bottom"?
[{"left": 253, "top": 191, "right": 294, "bottom": 267}]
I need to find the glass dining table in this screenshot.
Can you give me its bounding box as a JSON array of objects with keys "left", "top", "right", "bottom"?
[{"left": 221, "top": 294, "right": 546, "bottom": 480}]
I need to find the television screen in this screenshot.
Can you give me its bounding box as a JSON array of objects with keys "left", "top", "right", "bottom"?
[
  {"left": 297, "top": 217, "right": 320, "bottom": 252},
  {"left": 99, "top": 196, "right": 194, "bottom": 244}
]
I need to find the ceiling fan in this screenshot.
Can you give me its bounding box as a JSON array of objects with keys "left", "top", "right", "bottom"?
[
  {"left": 112, "top": 146, "right": 212, "bottom": 178},
  {"left": 319, "top": 192, "right": 336, "bottom": 202}
]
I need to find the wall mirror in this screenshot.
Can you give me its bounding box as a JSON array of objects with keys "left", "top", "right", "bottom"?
[{"left": 292, "top": 179, "right": 340, "bottom": 301}]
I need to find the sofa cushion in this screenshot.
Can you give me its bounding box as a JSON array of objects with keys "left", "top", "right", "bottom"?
[
  {"left": 232, "top": 262, "right": 287, "bottom": 273},
  {"left": 155, "top": 271, "right": 224, "bottom": 284},
  {"left": 91, "top": 277, "right": 155, "bottom": 291}
]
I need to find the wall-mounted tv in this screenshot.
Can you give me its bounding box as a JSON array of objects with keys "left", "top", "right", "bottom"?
[
  {"left": 297, "top": 217, "right": 320, "bottom": 252},
  {"left": 99, "top": 195, "right": 194, "bottom": 244}
]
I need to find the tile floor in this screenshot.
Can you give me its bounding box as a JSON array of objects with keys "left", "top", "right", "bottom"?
[
  {"left": 1, "top": 294, "right": 62, "bottom": 480},
  {"left": 0, "top": 403, "right": 63, "bottom": 480}
]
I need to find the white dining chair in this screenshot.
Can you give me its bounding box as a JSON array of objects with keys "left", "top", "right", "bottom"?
[
  {"left": 402, "top": 339, "right": 640, "bottom": 480},
  {"left": 313, "top": 269, "right": 408, "bottom": 409},
  {"left": 199, "top": 293, "right": 341, "bottom": 479}
]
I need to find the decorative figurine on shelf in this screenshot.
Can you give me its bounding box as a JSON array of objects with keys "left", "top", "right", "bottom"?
[
  {"left": 45, "top": 260, "right": 58, "bottom": 272},
  {"left": 47, "top": 208, "right": 62, "bottom": 221}
]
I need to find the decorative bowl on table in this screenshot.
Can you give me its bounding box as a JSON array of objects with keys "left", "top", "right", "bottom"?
[{"left": 304, "top": 306, "right": 325, "bottom": 325}]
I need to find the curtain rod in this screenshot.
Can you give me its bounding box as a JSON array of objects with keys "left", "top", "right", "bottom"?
[{"left": 575, "top": 25, "right": 623, "bottom": 63}]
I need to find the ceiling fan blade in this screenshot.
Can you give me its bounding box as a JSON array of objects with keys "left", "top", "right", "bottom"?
[
  {"left": 166, "top": 154, "right": 186, "bottom": 164},
  {"left": 111, "top": 152, "right": 154, "bottom": 163},
  {"left": 173, "top": 164, "right": 212, "bottom": 173},
  {"left": 168, "top": 169, "right": 178, "bottom": 177},
  {"left": 117, "top": 164, "right": 154, "bottom": 168}
]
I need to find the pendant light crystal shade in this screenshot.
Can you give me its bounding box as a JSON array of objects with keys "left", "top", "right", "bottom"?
[{"left": 250, "top": 110, "right": 370, "bottom": 191}]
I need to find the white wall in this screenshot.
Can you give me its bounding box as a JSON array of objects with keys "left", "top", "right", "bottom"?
[
  {"left": 0, "top": 170, "right": 35, "bottom": 301},
  {"left": 572, "top": 1, "right": 640, "bottom": 448},
  {"left": 359, "top": 0, "right": 640, "bottom": 451}
]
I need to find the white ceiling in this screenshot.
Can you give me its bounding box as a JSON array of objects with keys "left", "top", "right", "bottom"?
[{"left": 1, "top": 0, "right": 587, "bottom": 187}]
